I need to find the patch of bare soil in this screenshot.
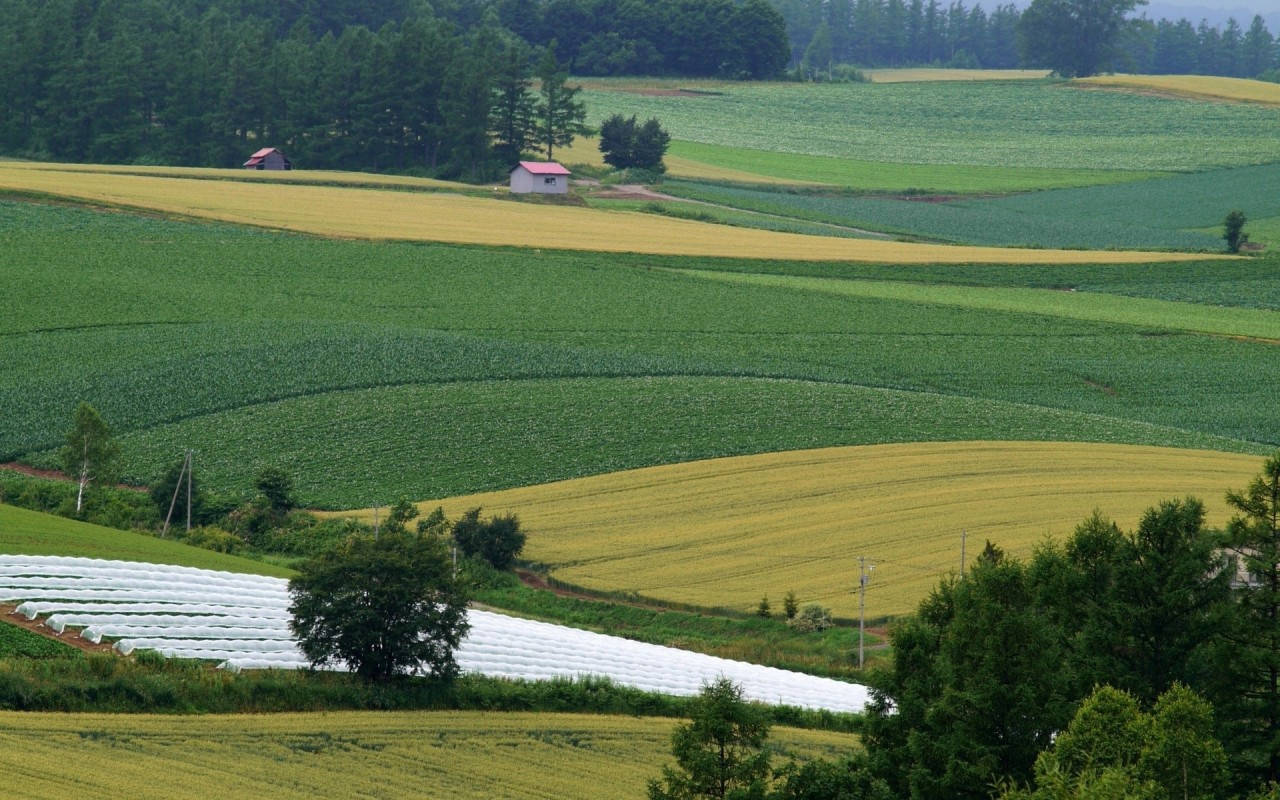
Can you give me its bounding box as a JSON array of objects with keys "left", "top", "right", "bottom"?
[
  {"left": 1, "top": 462, "right": 148, "bottom": 492},
  {"left": 2, "top": 604, "right": 117, "bottom": 655},
  {"left": 626, "top": 88, "right": 716, "bottom": 97},
  {"left": 1083, "top": 377, "right": 1118, "bottom": 396}
]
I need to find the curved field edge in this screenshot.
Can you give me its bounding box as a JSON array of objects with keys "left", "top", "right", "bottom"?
[
  {"left": 1074, "top": 74, "right": 1280, "bottom": 106},
  {"left": 0, "top": 504, "right": 292, "bottom": 577},
  {"left": 0, "top": 166, "right": 1224, "bottom": 264},
  {"left": 0, "top": 711, "right": 852, "bottom": 800},
  {"left": 365, "top": 442, "right": 1264, "bottom": 620},
  {"left": 101, "top": 374, "right": 1263, "bottom": 510},
  {"left": 672, "top": 269, "right": 1280, "bottom": 340}
]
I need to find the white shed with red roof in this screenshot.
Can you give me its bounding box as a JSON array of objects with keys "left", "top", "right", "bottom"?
[
  {"left": 510, "top": 161, "right": 570, "bottom": 194},
  {"left": 243, "top": 147, "right": 292, "bottom": 170}
]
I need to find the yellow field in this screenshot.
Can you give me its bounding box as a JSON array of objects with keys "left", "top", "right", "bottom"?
[
  {"left": 0, "top": 711, "right": 852, "bottom": 799},
  {"left": 1075, "top": 74, "right": 1280, "bottom": 106},
  {"left": 556, "top": 137, "right": 816, "bottom": 185},
  {"left": 866, "top": 68, "right": 1052, "bottom": 83},
  {"left": 0, "top": 159, "right": 473, "bottom": 191},
  {"left": 366, "top": 442, "right": 1263, "bottom": 619},
  {"left": 0, "top": 163, "right": 1220, "bottom": 264}
]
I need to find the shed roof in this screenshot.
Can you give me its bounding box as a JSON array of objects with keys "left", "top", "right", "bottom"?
[
  {"left": 515, "top": 161, "right": 571, "bottom": 176},
  {"left": 249, "top": 147, "right": 279, "bottom": 158}
]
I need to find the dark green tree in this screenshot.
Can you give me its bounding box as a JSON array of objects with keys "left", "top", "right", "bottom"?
[
  {"left": 451, "top": 507, "right": 526, "bottom": 570},
  {"left": 1017, "top": 0, "right": 1147, "bottom": 78},
  {"left": 60, "top": 401, "right": 120, "bottom": 514},
  {"left": 1221, "top": 453, "right": 1280, "bottom": 783},
  {"left": 254, "top": 466, "right": 297, "bottom": 514},
  {"left": 288, "top": 530, "right": 470, "bottom": 681},
  {"left": 488, "top": 42, "right": 537, "bottom": 165},
  {"left": 150, "top": 457, "right": 209, "bottom": 526},
  {"left": 598, "top": 113, "right": 639, "bottom": 168},
  {"left": 632, "top": 117, "right": 671, "bottom": 172},
  {"left": 382, "top": 496, "right": 419, "bottom": 535},
  {"left": 769, "top": 756, "right": 894, "bottom": 800},
  {"left": 1225, "top": 210, "right": 1249, "bottom": 253},
  {"left": 863, "top": 556, "right": 1074, "bottom": 799},
  {"left": 649, "top": 678, "right": 772, "bottom": 800},
  {"left": 534, "top": 43, "right": 587, "bottom": 160},
  {"left": 732, "top": 0, "right": 791, "bottom": 79}
]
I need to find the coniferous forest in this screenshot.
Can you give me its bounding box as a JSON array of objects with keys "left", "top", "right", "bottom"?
[{"left": 5, "top": 0, "right": 1280, "bottom": 174}]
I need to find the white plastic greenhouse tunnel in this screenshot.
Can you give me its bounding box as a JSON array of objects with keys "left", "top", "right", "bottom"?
[{"left": 0, "top": 555, "right": 870, "bottom": 713}]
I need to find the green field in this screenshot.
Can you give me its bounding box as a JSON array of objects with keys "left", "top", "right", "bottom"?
[
  {"left": 3, "top": 200, "right": 1278, "bottom": 508},
  {"left": 660, "top": 162, "right": 1280, "bottom": 250},
  {"left": 583, "top": 81, "right": 1280, "bottom": 172},
  {"left": 662, "top": 141, "right": 1157, "bottom": 193}
]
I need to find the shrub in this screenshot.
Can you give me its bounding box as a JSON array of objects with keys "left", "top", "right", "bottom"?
[
  {"left": 788, "top": 604, "right": 833, "bottom": 633},
  {"left": 452, "top": 507, "right": 526, "bottom": 570}
]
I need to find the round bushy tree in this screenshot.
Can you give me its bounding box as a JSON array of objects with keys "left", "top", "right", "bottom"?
[
  {"left": 288, "top": 531, "right": 470, "bottom": 681},
  {"left": 452, "top": 507, "right": 526, "bottom": 570}
]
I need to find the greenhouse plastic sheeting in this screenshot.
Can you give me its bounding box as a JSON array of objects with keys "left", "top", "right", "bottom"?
[{"left": 0, "top": 554, "right": 869, "bottom": 713}]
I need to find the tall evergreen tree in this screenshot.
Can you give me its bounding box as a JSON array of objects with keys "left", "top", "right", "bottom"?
[{"left": 533, "top": 43, "right": 586, "bottom": 161}]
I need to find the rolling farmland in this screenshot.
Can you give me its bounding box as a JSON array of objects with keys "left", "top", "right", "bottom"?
[
  {"left": 0, "top": 711, "right": 852, "bottom": 799},
  {"left": 3, "top": 200, "right": 1277, "bottom": 508},
  {"left": 1075, "top": 74, "right": 1280, "bottom": 106},
  {"left": 581, "top": 80, "right": 1280, "bottom": 171},
  {"left": 0, "top": 163, "right": 1207, "bottom": 263},
  {"left": 384, "top": 442, "right": 1264, "bottom": 619},
  {"left": 663, "top": 162, "right": 1280, "bottom": 250}
]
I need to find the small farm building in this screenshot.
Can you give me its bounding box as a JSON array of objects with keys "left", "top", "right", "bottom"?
[
  {"left": 510, "top": 161, "right": 570, "bottom": 194},
  {"left": 243, "top": 147, "right": 292, "bottom": 170}
]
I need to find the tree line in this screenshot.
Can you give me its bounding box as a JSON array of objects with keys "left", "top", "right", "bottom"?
[
  {"left": 778, "top": 0, "right": 1280, "bottom": 79},
  {"left": 0, "top": 0, "right": 785, "bottom": 173}
]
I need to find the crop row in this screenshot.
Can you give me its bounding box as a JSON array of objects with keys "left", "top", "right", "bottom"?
[
  {"left": 582, "top": 81, "right": 1280, "bottom": 171},
  {"left": 664, "top": 162, "right": 1280, "bottom": 251}
]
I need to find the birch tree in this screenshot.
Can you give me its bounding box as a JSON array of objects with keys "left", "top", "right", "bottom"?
[{"left": 59, "top": 402, "right": 119, "bottom": 513}]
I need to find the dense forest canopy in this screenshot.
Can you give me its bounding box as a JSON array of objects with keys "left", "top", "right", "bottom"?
[{"left": 4, "top": 0, "right": 1280, "bottom": 173}]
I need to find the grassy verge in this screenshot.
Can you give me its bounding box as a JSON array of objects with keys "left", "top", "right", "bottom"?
[
  {"left": 474, "top": 569, "right": 881, "bottom": 680},
  {"left": 0, "top": 652, "right": 859, "bottom": 731}
]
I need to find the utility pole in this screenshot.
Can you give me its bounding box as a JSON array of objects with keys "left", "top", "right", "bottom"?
[
  {"left": 161, "top": 450, "right": 192, "bottom": 538},
  {"left": 961, "top": 529, "right": 967, "bottom": 576},
  {"left": 858, "top": 556, "right": 874, "bottom": 669},
  {"left": 373, "top": 505, "right": 380, "bottom": 539}
]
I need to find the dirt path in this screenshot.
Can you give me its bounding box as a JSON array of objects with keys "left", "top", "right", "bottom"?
[
  {"left": 2, "top": 605, "right": 117, "bottom": 655},
  {"left": 1, "top": 462, "right": 148, "bottom": 493}
]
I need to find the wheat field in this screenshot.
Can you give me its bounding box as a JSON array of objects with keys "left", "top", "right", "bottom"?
[
  {"left": 386, "top": 442, "right": 1263, "bottom": 619},
  {"left": 1075, "top": 74, "right": 1280, "bottom": 106},
  {"left": 0, "top": 711, "right": 851, "bottom": 799},
  {"left": 0, "top": 163, "right": 1219, "bottom": 263}
]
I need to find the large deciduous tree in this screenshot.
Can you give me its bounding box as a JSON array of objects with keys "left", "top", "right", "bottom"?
[
  {"left": 288, "top": 530, "right": 470, "bottom": 681},
  {"left": 1017, "top": 0, "right": 1147, "bottom": 77},
  {"left": 60, "top": 401, "right": 119, "bottom": 513}
]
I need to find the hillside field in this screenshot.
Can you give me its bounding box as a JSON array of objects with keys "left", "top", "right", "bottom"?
[
  {"left": 361, "top": 442, "right": 1264, "bottom": 619},
  {"left": 0, "top": 711, "right": 852, "bottom": 799},
  {"left": 3, "top": 200, "right": 1276, "bottom": 510}
]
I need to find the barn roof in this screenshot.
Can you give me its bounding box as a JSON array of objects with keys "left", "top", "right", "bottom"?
[{"left": 515, "top": 161, "right": 571, "bottom": 175}]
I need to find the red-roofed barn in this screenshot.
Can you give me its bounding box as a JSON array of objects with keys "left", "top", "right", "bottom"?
[
  {"left": 243, "top": 147, "right": 292, "bottom": 170},
  {"left": 510, "top": 161, "right": 570, "bottom": 194}
]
